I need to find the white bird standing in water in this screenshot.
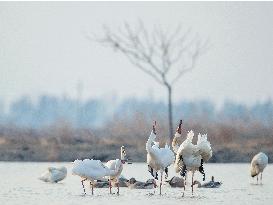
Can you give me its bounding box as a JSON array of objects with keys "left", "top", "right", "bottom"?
[
  {"left": 39, "top": 166, "right": 67, "bottom": 183},
  {"left": 173, "top": 120, "right": 212, "bottom": 195},
  {"left": 72, "top": 146, "right": 127, "bottom": 195},
  {"left": 146, "top": 121, "right": 175, "bottom": 195},
  {"left": 250, "top": 152, "right": 268, "bottom": 184},
  {"left": 105, "top": 146, "right": 128, "bottom": 195}
]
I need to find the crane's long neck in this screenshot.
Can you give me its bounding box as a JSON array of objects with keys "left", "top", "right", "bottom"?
[
  {"left": 120, "top": 146, "right": 126, "bottom": 161},
  {"left": 146, "top": 132, "right": 155, "bottom": 154},
  {"left": 108, "top": 160, "right": 123, "bottom": 177},
  {"left": 172, "top": 132, "right": 181, "bottom": 154},
  {"left": 251, "top": 164, "right": 259, "bottom": 177}
]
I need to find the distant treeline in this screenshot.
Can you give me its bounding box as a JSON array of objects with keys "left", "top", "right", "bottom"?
[
  {"left": 0, "top": 95, "right": 272, "bottom": 128},
  {"left": 0, "top": 94, "right": 272, "bottom": 162},
  {"left": 0, "top": 116, "right": 272, "bottom": 162}
]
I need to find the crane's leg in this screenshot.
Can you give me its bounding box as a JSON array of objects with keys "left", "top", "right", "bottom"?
[
  {"left": 155, "top": 171, "right": 158, "bottom": 180},
  {"left": 148, "top": 165, "right": 154, "bottom": 178},
  {"left": 180, "top": 164, "right": 187, "bottom": 186},
  {"left": 81, "top": 178, "right": 87, "bottom": 195},
  {"left": 260, "top": 172, "right": 263, "bottom": 185},
  {"left": 199, "top": 159, "right": 205, "bottom": 181},
  {"left": 90, "top": 181, "right": 94, "bottom": 195},
  {"left": 153, "top": 178, "right": 157, "bottom": 188},
  {"left": 191, "top": 172, "right": 194, "bottom": 195},
  {"left": 152, "top": 177, "right": 156, "bottom": 195},
  {"left": 164, "top": 167, "right": 168, "bottom": 179},
  {"left": 160, "top": 172, "right": 163, "bottom": 195},
  {"left": 182, "top": 180, "right": 185, "bottom": 197},
  {"left": 117, "top": 182, "right": 120, "bottom": 196},
  {"left": 109, "top": 178, "right": 112, "bottom": 194}
]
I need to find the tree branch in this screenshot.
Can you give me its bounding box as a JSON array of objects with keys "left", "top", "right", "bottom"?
[{"left": 94, "top": 22, "right": 208, "bottom": 88}]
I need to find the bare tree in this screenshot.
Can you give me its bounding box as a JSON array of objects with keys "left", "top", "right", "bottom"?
[{"left": 93, "top": 21, "right": 208, "bottom": 142}]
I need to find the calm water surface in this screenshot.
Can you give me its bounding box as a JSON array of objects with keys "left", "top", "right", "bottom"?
[{"left": 0, "top": 162, "right": 272, "bottom": 205}]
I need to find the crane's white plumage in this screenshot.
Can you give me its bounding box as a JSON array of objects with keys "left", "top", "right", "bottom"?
[
  {"left": 250, "top": 152, "right": 268, "bottom": 184},
  {"left": 146, "top": 132, "right": 174, "bottom": 171},
  {"left": 174, "top": 129, "right": 212, "bottom": 194},
  {"left": 175, "top": 130, "right": 212, "bottom": 170},
  {"left": 175, "top": 130, "right": 202, "bottom": 171},
  {"left": 105, "top": 159, "right": 123, "bottom": 180},
  {"left": 146, "top": 122, "right": 175, "bottom": 195},
  {"left": 197, "top": 133, "right": 212, "bottom": 162},
  {"left": 72, "top": 159, "right": 118, "bottom": 180},
  {"left": 39, "top": 166, "right": 67, "bottom": 183},
  {"left": 72, "top": 146, "right": 128, "bottom": 195},
  {"left": 172, "top": 132, "right": 182, "bottom": 154},
  {"left": 105, "top": 159, "right": 124, "bottom": 194}
]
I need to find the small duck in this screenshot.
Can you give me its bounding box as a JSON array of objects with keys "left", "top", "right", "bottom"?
[
  {"left": 94, "top": 179, "right": 109, "bottom": 188},
  {"left": 126, "top": 178, "right": 156, "bottom": 189},
  {"left": 193, "top": 176, "right": 222, "bottom": 188},
  {"left": 118, "top": 176, "right": 129, "bottom": 187},
  {"left": 94, "top": 176, "right": 128, "bottom": 188},
  {"left": 165, "top": 176, "right": 185, "bottom": 188}
]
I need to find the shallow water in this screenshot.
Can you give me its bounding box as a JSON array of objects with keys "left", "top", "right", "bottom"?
[{"left": 0, "top": 162, "right": 272, "bottom": 205}]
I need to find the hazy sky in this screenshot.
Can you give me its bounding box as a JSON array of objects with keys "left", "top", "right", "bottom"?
[{"left": 0, "top": 1, "right": 273, "bottom": 106}]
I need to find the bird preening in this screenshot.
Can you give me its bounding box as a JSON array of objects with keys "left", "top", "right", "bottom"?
[
  {"left": 145, "top": 119, "right": 213, "bottom": 196},
  {"left": 72, "top": 146, "right": 131, "bottom": 195},
  {"left": 146, "top": 121, "right": 175, "bottom": 195},
  {"left": 172, "top": 120, "right": 212, "bottom": 195},
  {"left": 70, "top": 119, "right": 214, "bottom": 196},
  {"left": 250, "top": 152, "right": 268, "bottom": 184},
  {"left": 38, "top": 119, "right": 269, "bottom": 199}
]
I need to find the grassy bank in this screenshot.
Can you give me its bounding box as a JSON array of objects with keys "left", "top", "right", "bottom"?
[{"left": 0, "top": 118, "right": 272, "bottom": 163}]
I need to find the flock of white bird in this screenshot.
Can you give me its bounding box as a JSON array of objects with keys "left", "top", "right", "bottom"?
[{"left": 39, "top": 120, "right": 269, "bottom": 196}]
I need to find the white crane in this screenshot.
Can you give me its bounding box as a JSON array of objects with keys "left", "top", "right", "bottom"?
[
  {"left": 105, "top": 146, "right": 128, "bottom": 195},
  {"left": 39, "top": 166, "right": 67, "bottom": 183},
  {"left": 72, "top": 146, "right": 128, "bottom": 195},
  {"left": 146, "top": 121, "right": 175, "bottom": 195},
  {"left": 250, "top": 152, "right": 268, "bottom": 184},
  {"left": 173, "top": 120, "right": 212, "bottom": 195}
]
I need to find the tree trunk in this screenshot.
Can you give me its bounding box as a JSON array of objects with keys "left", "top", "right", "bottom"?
[{"left": 167, "top": 85, "right": 173, "bottom": 143}]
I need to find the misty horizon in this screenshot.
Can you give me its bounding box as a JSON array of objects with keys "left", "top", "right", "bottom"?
[
  {"left": 1, "top": 93, "right": 272, "bottom": 129},
  {"left": 1, "top": 1, "right": 273, "bottom": 107}
]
